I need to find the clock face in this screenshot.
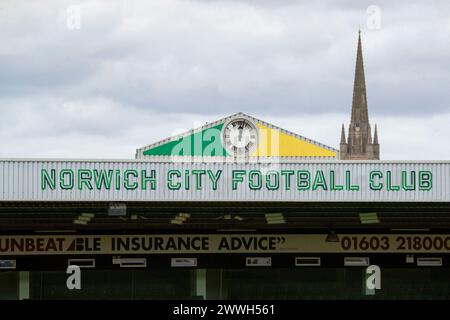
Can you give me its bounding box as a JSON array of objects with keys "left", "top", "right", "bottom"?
[{"left": 222, "top": 118, "right": 258, "bottom": 155}]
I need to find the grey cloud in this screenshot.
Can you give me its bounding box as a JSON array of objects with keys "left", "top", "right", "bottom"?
[
  {"left": 2, "top": 1, "right": 448, "bottom": 115},
  {"left": 0, "top": 0, "right": 449, "bottom": 159}
]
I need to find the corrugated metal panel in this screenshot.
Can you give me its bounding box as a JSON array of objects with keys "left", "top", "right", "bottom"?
[{"left": 0, "top": 159, "right": 449, "bottom": 202}]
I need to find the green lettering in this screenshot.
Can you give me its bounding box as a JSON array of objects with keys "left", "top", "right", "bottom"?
[
  {"left": 249, "top": 170, "right": 262, "bottom": 190},
  {"left": 168, "top": 170, "right": 181, "bottom": 190},
  {"left": 329, "top": 170, "right": 343, "bottom": 191},
  {"left": 297, "top": 170, "right": 311, "bottom": 190},
  {"left": 369, "top": 171, "right": 383, "bottom": 191},
  {"left": 266, "top": 171, "right": 279, "bottom": 190},
  {"left": 41, "top": 169, "right": 56, "bottom": 190},
  {"left": 402, "top": 171, "right": 416, "bottom": 191},
  {"left": 184, "top": 170, "right": 190, "bottom": 190},
  {"left": 345, "top": 170, "right": 359, "bottom": 191},
  {"left": 78, "top": 169, "right": 93, "bottom": 190},
  {"left": 192, "top": 170, "right": 206, "bottom": 190},
  {"left": 232, "top": 170, "right": 245, "bottom": 190},
  {"left": 141, "top": 170, "right": 156, "bottom": 190},
  {"left": 419, "top": 171, "right": 432, "bottom": 191},
  {"left": 115, "top": 170, "right": 121, "bottom": 190},
  {"left": 281, "top": 170, "right": 294, "bottom": 190},
  {"left": 207, "top": 170, "right": 222, "bottom": 190},
  {"left": 386, "top": 171, "right": 400, "bottom": 191},
  {"left": 124, "top": 169, "right": 138, "bottom": 190},
  {"left": 93, "top": 169, "right": 113, "bottom": 189},
  {"left": 60, "top": 169, "right": 74, "bottom": 190},
  {"left": 312, "top": 170, "right": 327, "bottom": 191}
]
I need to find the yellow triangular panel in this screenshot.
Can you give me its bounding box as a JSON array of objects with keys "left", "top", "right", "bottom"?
[{"left": 251, "top": 124, "right": 337, "bottom": 157}]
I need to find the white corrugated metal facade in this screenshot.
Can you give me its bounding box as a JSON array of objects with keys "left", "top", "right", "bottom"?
[{"left": 0, "top": 159, "right": 448, "bottom": 202}]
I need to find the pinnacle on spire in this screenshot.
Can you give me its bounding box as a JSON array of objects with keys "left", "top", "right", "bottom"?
[
  {"left": 367, "top": 129, "right": 372, "bottom": 144},
  {"left": 340, "top": 124, "right": 346, "bottom": 144},
  {"left": 373, "top": 124, "right": 379, "bottom": 144}
]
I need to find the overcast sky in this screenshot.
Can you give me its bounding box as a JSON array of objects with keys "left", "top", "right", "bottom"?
[{"left": 0, "top": 0, "right": 449, "bottom": 159}]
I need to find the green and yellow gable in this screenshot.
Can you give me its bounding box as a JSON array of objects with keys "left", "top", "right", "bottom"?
[{"left": 135, "top": 113, "right": 338, "bottom": 160}]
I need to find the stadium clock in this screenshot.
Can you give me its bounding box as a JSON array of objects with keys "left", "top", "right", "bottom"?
[{"left": 222, "top": 118, "right": 258, "bottom": 155}]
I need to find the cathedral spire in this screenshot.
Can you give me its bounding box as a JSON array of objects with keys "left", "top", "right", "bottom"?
[
  {"left": 350, "top": 30, "right": 369, "bottom": 125},
  {"left": 340, "top": 31, "right": 380, "bottom": 160}
]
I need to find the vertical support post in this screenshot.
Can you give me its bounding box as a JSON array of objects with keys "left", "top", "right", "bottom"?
[
  {"left": 196, "top": 269, "right": 206, "bottom": 299},
  {"left": 19, "top": 271, "right": 30, "bottom": 300},
  {"left": 336, "top": 268, "right": 346, "bottom": 298},
  {"left": 206, "top": 269, "right": 223, "bottom": 299}
]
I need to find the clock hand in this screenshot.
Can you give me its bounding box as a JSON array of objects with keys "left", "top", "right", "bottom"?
[{"left": 237, "top": 120, "right": 246, "bottom": 141}]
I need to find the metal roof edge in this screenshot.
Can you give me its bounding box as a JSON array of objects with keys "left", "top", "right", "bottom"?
[
  {"left": 135, "top": 112, "right": 243, "bottom": 156},
  {"left": 135, "top": 112, "right": 340, "bottom": 157},
  {"left": 0, "top": 158, "right": 449, "bottom": 164}
]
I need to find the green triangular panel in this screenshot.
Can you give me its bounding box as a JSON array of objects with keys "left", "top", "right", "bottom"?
[{"left": 143, "top": 123, "right": 229, "bottom": 156}]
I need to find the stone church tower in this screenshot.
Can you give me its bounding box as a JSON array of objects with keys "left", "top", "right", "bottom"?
[{"left": 340, "top": 31, "right": 380, "bottom": 160}]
